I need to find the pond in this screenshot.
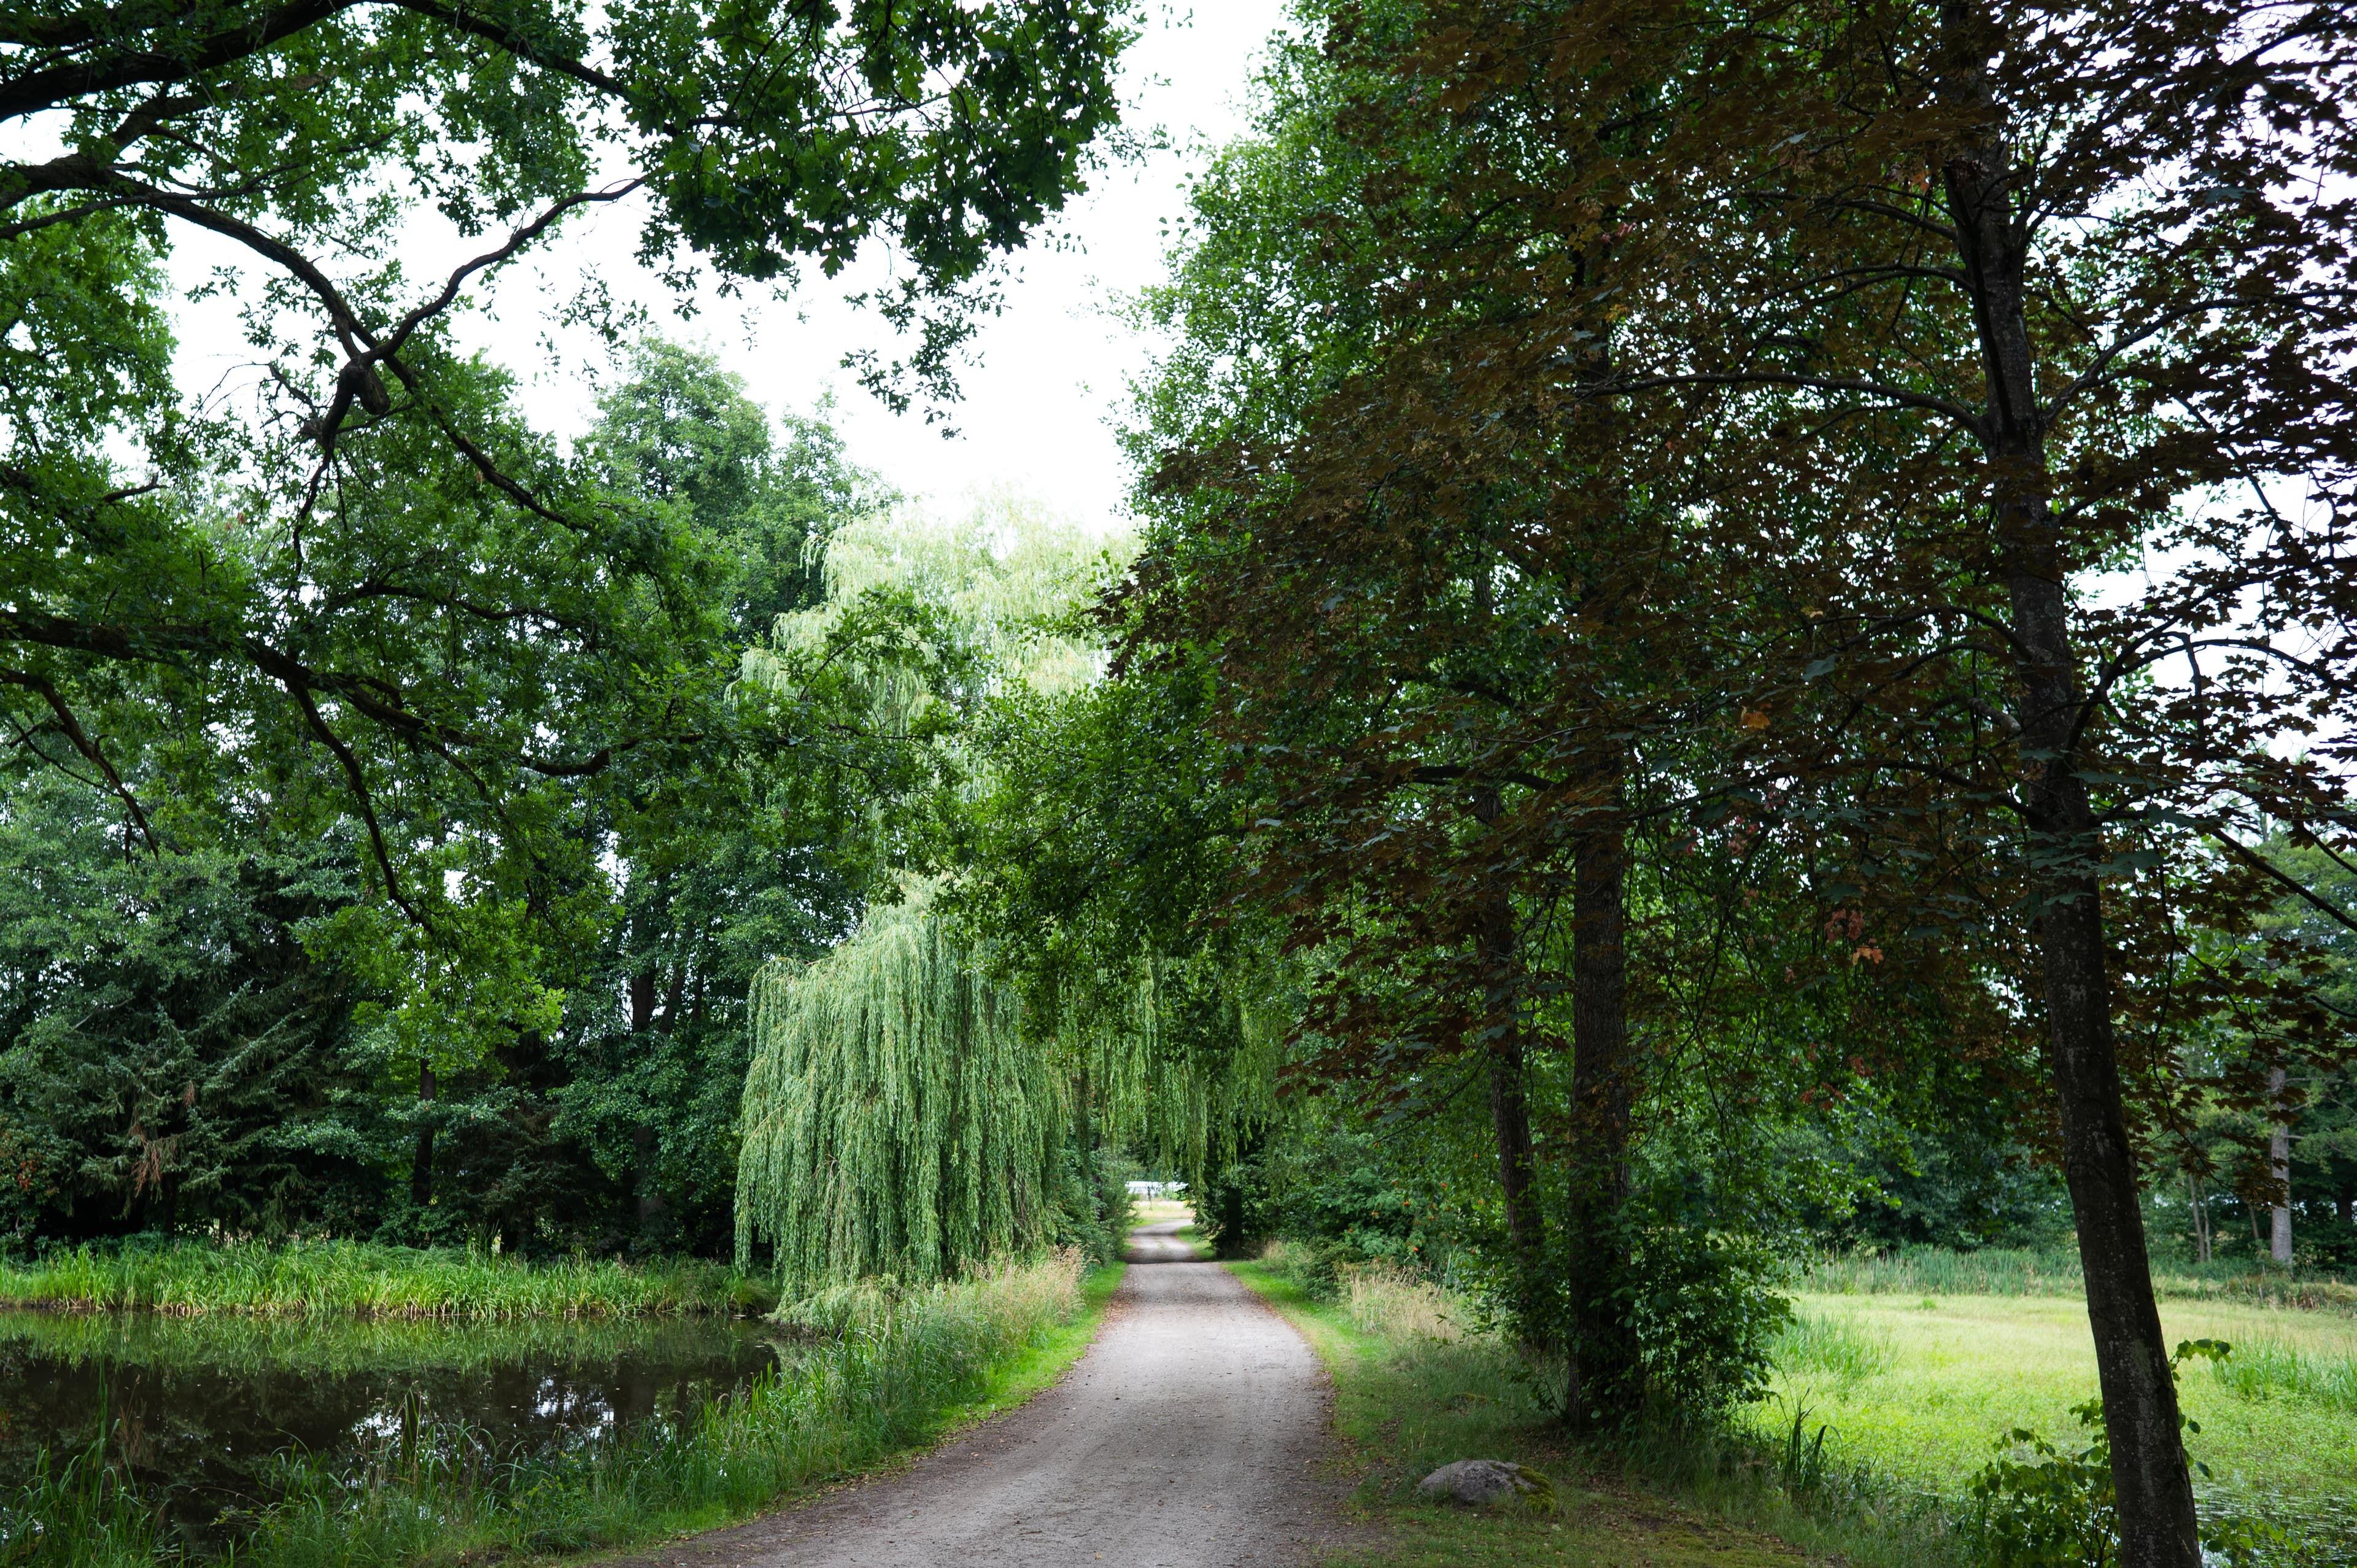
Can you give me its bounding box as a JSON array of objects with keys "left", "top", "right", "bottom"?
[{"left": 0, "top": 1310, "right": 790, "bottom": 1549}]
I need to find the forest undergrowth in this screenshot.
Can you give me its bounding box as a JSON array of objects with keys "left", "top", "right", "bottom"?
[{"left": 1, "top": 1252, "right": 1118, "bottom": 1568}]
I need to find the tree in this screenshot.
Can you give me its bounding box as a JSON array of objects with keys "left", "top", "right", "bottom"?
[
  {"left": 1311, "top": 1, "right": 2357, "bottom": 1558},
  {"left": 549, "top": 341, "right": 888, "bottom": 1254},
  {"left": 0, "top": 746, "right": 387, "bottom": 1243},
  {"left": 1, "top": 0, "right": 1133, "bottom": 1018},
  {"left": 0, "top": 336, "right": 911, "bottom": 1256},
  {"left": 1117, "top": 6, "right": 1867, "bottom": 1421}
]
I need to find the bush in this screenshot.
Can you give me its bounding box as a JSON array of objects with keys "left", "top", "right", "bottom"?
[{"left": 1622, "top": 1223, "right": 1790, "bottom": 1423}]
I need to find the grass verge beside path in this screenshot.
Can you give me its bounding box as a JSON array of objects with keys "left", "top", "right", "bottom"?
[
  {"left": 1228, "top": 1260, "right": 1894, "bottom": 1568},
  {"left": 9, "top": 1253, "right": 1124, "bottom": 1568},
  {"left": 0, "top": 1240, "right": 751, "bottom": 1318}
]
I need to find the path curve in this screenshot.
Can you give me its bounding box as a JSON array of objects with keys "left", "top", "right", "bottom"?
[{"left": 630, "top": 1223, "right": 1341, "bottom": 1568}]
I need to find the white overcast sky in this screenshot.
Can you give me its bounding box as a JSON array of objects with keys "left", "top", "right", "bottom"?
[{"left": 314, "top": 0, "right": 1295, "bottom": 533}]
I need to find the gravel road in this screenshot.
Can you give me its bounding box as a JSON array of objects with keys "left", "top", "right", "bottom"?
[{"left": 625, "top": 1222, "right": 1341, "bottom": 1568}]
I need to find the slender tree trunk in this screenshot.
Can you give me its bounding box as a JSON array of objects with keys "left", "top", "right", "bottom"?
[
  {"left": 1565, "top": 805, "right": 1635, "bottom": 1424},
  {"left": 411, "top": 1062, "right": 437, "bottom": 1210},
  {"left": 1473, "top": 792, "right": 1546, "bottom": 1327},
  {"left": 1939, "top": 9, "right": 2197, "bottom": 1563},
  {"left": 2269, "top": 1063, "right": 2293, "bottom": 1265},
  {"left": 1479, "top": 887, "right": 1546, "bottom": 1314},
  {"left": 2188, "top": 1172, "right": 2210, "bottom": 1266}
]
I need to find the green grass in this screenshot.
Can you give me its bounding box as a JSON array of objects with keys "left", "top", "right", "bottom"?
[
  {"left": 0, "top": 1240, "right": 753, "bottom": 1319},
  {"left": 1757, "top": 1292, "right": 2357, "bottom": 1552},
  {"left": 4, "top": 1252, "right": 1123, "bottom": 1568},
  {"left": 1803, "top": 1246, "right": 2357, "bottom": 1316},
  {"left": 1225, "top": 1259, "right": 1895, "bottom": 1568}
]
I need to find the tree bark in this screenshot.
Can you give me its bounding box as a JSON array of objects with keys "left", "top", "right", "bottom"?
[
  {"left": 2269, "top": 1062, "right": 2293, "bottom": 1265},
  {"left": 1472, "top": 792, "right": 1546, "bottom": 1327},
  {"left": 1565, "top": 806, "right": 1635, "bottom": 1424},
  {"left": 629, "top": 965, "right": 657, "bottom": 1033},
  {"left": 411, "top": 1062, "right": 437, "bottom": 1210},
  {"left": 1479, "top": 889, "right": 1546, "bottom": 1314},
  {"left": 1938, "top": 8, "right": 2198, "bottom": 1564}
]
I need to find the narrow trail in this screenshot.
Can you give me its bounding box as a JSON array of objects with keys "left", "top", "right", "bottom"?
[{"left": 627, "top": 1222, "right": 1342, "bottom": 1568}]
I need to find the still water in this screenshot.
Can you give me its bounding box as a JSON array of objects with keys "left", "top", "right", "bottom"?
[{"left": 0, "top": 1310, "right": 788, "bottom": 1542}]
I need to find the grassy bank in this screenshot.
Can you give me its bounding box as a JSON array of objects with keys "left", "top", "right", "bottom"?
[
  {"left": 1760, "top": 1292, "right": 2357, "bottom": 1552},
  {"left": 0, "top": 1308, "right": 749, "bottom": 1378},
  {"left": 0, "top": 1242, "right": 753, "bottom": 1319},
  {"left": 5, "top": 1252, "right": 1123, "bottom": 1568},
  {"left": 1229, "top": 1254, "right": 1927, "bottom": 1568}
]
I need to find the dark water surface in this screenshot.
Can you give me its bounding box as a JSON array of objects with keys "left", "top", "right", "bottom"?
[{"left": 0, "top": 1310, "right": 787, "bottom": 1543}]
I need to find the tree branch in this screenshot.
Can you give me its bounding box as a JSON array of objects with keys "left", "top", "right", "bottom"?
[{"left": 0, "top": 668, "right": 159, "bottom": 851}]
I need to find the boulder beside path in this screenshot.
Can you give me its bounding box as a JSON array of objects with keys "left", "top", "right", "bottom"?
[{"left": 1416, "top": 1459, "right": 1556, "bottom": 1512}]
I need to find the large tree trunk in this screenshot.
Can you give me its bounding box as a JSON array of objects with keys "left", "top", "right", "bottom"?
[
  {"left": 1565, "top": 806, "right": 1635, "bottom": 1424},
  {"left": 1939, "top": 8, "right": 2198, "bottom": 1562}
]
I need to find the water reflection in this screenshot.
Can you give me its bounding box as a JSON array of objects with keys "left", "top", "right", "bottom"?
[{"left": 0, "top": 1310, "right": 788, "bottom": 1545}]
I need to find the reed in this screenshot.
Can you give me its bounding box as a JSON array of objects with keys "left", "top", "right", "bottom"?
[
  {"left": 2210, "top": 1334, "right": 2357, "bottom": 1413},
  {"left": 1771, "top": 1309, "right": 1899, "bottom": 1385},
  {"left": 0, "top": 1241, "right": 745, "bottom": 1319},
  {"left": 5, "top": 1251, "right": 1101, "bottom": 1568}
]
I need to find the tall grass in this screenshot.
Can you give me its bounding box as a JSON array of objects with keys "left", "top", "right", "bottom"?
[
  {"left": 1771, "top": 1310, "right": 1898, "bottom": 1384},
  {"left": 1803, "top": 1246, "right": 2357, "bottom": 1314},
  {"left": 2212, "top": 1335, "right": 2357, "bottom": 1413},
  {"left": 1340, "top": 1261, "right": 1460, "bottom": 1343},
  {"left": 0, "top": 1308, "right": 752, "bottom": 1378},
  {"left": 0, "top": 1240, "right": 748, "bottom": 1319},
  {"left": 0, "top": 1438, "right": 160, "bottom": 1568},
  {"left": 7, "top": 1251, "right": 1091, "bottom": 1568}
]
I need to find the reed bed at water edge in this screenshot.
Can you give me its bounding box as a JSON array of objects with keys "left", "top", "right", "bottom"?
[
  {"left": 0, "top": 1240, "right": 749, "bottom": 1318},
  {"left": 1, "top": 1251, "right": 1098, "bottom": 1568}
]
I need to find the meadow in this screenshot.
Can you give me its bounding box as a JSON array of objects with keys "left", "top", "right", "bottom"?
[
  {"left": 1236, "top": 1241, "right": 2357, "bottom": 1568},
  {"left": 1759, "top": 1291, "right": 2357, "bottom": 1550}
]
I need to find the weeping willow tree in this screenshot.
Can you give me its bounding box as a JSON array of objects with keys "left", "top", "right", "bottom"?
[
  {"left": 732, "top": 495, "right": 1284, "bottom": 1287},
  {"left": 1053, "top": 949, "right": 1290, "bottom": 1194},
  {"left": 735, "top": 890, "right": 1066, "bottom": 1290}
]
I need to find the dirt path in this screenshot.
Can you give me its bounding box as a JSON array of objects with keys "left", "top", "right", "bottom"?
[{"left": 630, "top": 1223, "right": 1341, "bottom": 1568}]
